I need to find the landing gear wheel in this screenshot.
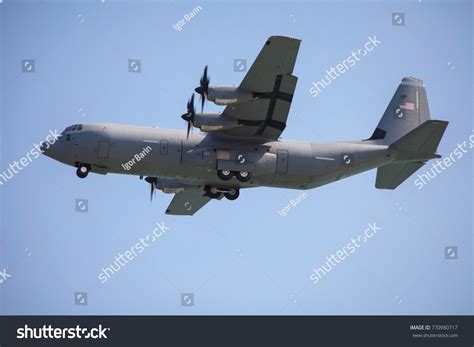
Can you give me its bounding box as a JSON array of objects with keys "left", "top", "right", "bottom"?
[
  {"left": 205, "top": 186, "right": 222, "bottom": 199},
  {"left": 235, "top": 171, "right": 251, "bottom": 182},
  {"left": 224, "top": 188, "right": 240, "bottom": 201},
  {"left": 76, "top": 164, "right": 90, "bottom": 179},
  {"left": 217, "top": 169, "right": 233, "bottom": 181}
]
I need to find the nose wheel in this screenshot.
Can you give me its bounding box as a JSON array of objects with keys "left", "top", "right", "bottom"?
[{"left": 76, "top": 164, "right": 90, "bottom": 178}]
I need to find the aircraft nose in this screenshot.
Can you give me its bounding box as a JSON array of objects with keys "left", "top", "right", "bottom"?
[
  {"left": 41, "top": 140, "right": 60, "bottom": 159},
  {"left": 194, "top": 86, "right": 203, "bottom": 94}
]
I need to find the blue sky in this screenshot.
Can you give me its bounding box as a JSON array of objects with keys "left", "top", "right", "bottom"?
[{"left": 0, "top": 0, "right": 472, "bottom": 314}]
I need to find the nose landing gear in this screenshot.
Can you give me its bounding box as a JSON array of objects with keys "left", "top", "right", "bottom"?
[{"left": 76, "top": 163, "right": 91, "bottom": 178}]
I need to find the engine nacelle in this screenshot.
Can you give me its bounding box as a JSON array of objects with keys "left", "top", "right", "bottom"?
[
  {"left": 207, "top": 86, "right": 254, "bottom": 105},
  {"left": 153, "top": 178, "right": 186, "bottom": 193},
  {"left": 193, "top": 113, "right": 240, "bottom": 131}
]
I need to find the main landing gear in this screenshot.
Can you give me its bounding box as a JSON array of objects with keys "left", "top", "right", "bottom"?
[
  {"left": 224, "top": 189, "right": 239, "bottom": 200},
  {"left": 204, "top": 185, "right": 240, "bottom": 201},
  {"left": 76, "top": 163, "right": 91, "bottom": 178},
  {"left": 216, "top": 169, "right": 252, "bottom": 182},
  {"left": 217, "top": 169, "right": 233, "bottom": 181}
]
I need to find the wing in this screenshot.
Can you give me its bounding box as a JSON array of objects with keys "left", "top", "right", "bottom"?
[
  {"left": 165, "top": 189, "right": 215, "bottom": 216},
  {"left": 219, "top": 36, "right": 301, "bottom": 140}
]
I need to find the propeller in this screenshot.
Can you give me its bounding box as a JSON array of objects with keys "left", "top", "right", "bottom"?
[
  {"left": 194, "top": 65, "right": 209, "bottom": 112},
  {"left": 181, "top": 94, "right": 196, "bottom": 139},
  {"left": 145, "top": 176, "right": 158, "bottom": 201}
]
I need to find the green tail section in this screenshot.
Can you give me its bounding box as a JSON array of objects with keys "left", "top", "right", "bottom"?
[{"left": 375, "top": 120, "right": 449, "bottom": 189}]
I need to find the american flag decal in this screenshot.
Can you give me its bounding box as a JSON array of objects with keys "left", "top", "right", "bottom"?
[{"left": 400, "top": 102, "right": 415, "bottom": 110}]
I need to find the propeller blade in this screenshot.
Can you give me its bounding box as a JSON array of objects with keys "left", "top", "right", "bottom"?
[
  {"left": 145, "top": 177, "right": 157, "bottom": 202},
  {"left": 200, "top": 65, "right": 208, "bottom": 86},
  {"left": 150, "top": 183, "right": 154, "bottom": 201},
  {"left": 188, "top": 94, "right": 195, "bottom": 116},
  {"left": 182, "top": 94, "right": 195, "bottom": 139},
  {"left": 195, "top": 65, "right": 209, "bottom": 112},
  {"left": 200, "top": 94, "right": 205, "bottom": 113}
]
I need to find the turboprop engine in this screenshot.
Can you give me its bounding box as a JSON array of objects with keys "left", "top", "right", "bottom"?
[
  {"left": 192, "top": 113, "right": 239, "bottom": 131},
  {"left": 180, "top": 95, "right": 241, "bottom": 136},
  {"left": 194, "top": 66, "right": 257, "bottom": 110},
  {"left": 201, "top": 86, "right": 253, "bottom": 106}
]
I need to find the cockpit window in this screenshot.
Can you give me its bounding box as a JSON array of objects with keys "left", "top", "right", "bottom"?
[{"left": 63, "top": 124, "right": 83, "bottom": 133}]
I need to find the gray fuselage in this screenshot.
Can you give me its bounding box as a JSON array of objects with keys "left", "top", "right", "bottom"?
[{"left": 45, "top": 123, "right": 395, "bottom": 191}]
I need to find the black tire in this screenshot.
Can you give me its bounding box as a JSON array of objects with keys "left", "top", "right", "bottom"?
[
  {"left": 235, "top": 171, "right": 251, "bottom": 182},
  {"left": 205, "top": 186, "right": 222, "bottom": 199},
  {"left": 224, "top": 189, "right": 239, "bottom": 201},
  {"left": 217, "top": 169, "right": 233, "bottom": 181},
  {"left": 76, "top": 165, "right": 89, "bottom": 178}
]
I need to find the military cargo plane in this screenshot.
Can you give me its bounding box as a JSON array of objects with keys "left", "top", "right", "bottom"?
[{"left": 42, "top": 36, "right": 448, "bottom": 215}]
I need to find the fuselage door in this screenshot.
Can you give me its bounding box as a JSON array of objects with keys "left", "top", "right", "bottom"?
[
  {"left": 276, "top": 149, "right": 288, "bottom": 173},
  {"left": 97, "top": 140, "right": 110, "bottom": 159}
]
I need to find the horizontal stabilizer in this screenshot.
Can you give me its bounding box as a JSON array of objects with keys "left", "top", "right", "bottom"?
[
  {"left": 375, "top": 162, "right": 425, "bottom": 189},
  {"left": 390, "top": 120, "right": 449, "bottom": 161}
]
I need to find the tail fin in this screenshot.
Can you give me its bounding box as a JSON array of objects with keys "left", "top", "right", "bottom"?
[
  {"left": 367, "top": 76, "right": 431, "bottom": 145},
  {"left": 370, "top": 76, "right": 450, "bottom": 189},
  {"left": 375, "top": 120, "right": 449, "bottom": 189}
]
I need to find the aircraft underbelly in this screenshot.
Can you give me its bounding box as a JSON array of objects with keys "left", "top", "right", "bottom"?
[
  {"left": 96, "top": 129, "right": 392, "bottom": 194},
  {"left": 261, "top": 174, "right": 312, "bottom": 189}
]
